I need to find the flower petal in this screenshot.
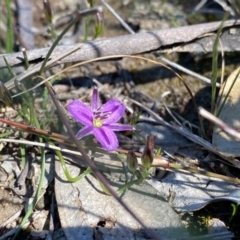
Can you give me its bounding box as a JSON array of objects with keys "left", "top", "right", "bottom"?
[
  {"left": 100, "top": 99, "right": 125, "bottom": 125},
  {"left": 108, "top": 123, "right": 133, "bottom": 131},
  {"left": 76, "top": 125, "right": 93, "bottom": 139},
  {"left": 93, "top": 126, "right": 118, "bottom": 152},
  {"left": 68, "top": 100, "right": 93, "bottom": 126},
  {"left": 91, "top": 87, "right": 100, "bottom": 113}
]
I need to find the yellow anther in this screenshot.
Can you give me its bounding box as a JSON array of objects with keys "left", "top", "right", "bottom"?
[{"left": 93, "top": 118, "right": 103, "bottom": 128}]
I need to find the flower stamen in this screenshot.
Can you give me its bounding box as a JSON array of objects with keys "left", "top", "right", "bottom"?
[
  {"left": 95, "top": 111, "right": 111, "bottom": 119},
  {"left": 93, "top": 118, "right": 103, "bottom": 128}
]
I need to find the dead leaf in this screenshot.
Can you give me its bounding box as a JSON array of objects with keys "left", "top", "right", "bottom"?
[
  {"left": 148, "top": 172, "right": 240, "bottom": 212},
  {"left": 213, "top": 67, "right": 240, "bottom": 156}
]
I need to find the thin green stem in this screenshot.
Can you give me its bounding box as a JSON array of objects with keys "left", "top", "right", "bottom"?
[
  {"left": 4, "top": 0, "right": 14, "bottom": 53},
  {"left": 39, "top": 7, "right": 103, "bottom": 75},
  {"left": 19, "top": 132, "right": 26, "bottom": 167},
  {"left": 3, "top": 56, "right": 15, "bottom": 77},
  {"left": 0, "top": 130, "right": 13, "bottom": 138},
  {"left": 22, "top": 49, "right": 30, "bottom": 69},
  {"left": 50, "top": 140, "right": 93, "bottom": 182},
  {"left": 13, "top": 143, "right": 45, "bottom": 239},
  {"left": 39, "top": 17, "right": 78, "bottom": 75},
  {"left": 211, "top": 14, "right": 228, "bottom": 115}
]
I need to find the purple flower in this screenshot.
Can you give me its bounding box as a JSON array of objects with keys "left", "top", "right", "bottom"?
[{"left": 68, "top": 87, "right": 133, "bottom": 152}]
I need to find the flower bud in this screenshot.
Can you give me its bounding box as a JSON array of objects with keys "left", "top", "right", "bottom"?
[
  {"left": 94, "top": 10, "right": 104, "bottom": 37},
  {"left": 43, "top": 0, "right": 53, "bottom": 23},
  {"left": 127, "top": 151, "right": 138, "bottom": 173},
  {"left": 141, "top": 135, "right": 155, "bottom": 169},
  {"left": 141, "top": 149, "right": 153, "bottom": 169},
  {"left": 96, "top": 10, "right": 103, "bottom": 23}
]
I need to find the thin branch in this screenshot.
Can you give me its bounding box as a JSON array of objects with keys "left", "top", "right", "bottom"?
[
  {"left": 1, "top": 19, "right": 240, "bottom": 68},
  {"left": 44, "top": 81, "right": 159, "bottom": 239}
]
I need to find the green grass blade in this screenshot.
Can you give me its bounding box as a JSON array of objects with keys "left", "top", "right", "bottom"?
[
  {"left": 3, "top": 56, "right": 15, "bottom": 77},
  {"left": 4, "top": 0, "right": 14, "bottom": 53},
  {"left": 211, "top": 13, "right": 228, "bottom": 114}
]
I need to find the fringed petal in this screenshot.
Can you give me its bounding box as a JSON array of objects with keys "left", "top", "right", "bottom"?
[
  {"left": 68, "top": 100, "right": 93, "bottom": 126},
  {"left": 101, "top": 99, "right": 125, "bottom": 124},
  {"left": 93, "top": 126, "right": 118, "bottom": 152},
  {"left": 91, "top": 87, "right": 100, "bottom": 113},
  {"left": 108, "top": 123, "right": 133, "bottom": 131},
  {"left": 76, "top": 125, "right": 93, "bottom": 139}
]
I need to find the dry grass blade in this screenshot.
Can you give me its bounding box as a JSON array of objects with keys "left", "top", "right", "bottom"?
[
  {"left": 200, "top": 107, "right": 240, "bottom": 141},
  {"left": 12, "top": 54, "right": 171, "bottom": 97}
]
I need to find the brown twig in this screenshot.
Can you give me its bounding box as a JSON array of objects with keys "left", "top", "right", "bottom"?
[{"left": 44, "top": 80, "right": 160, "bottom": 239}]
